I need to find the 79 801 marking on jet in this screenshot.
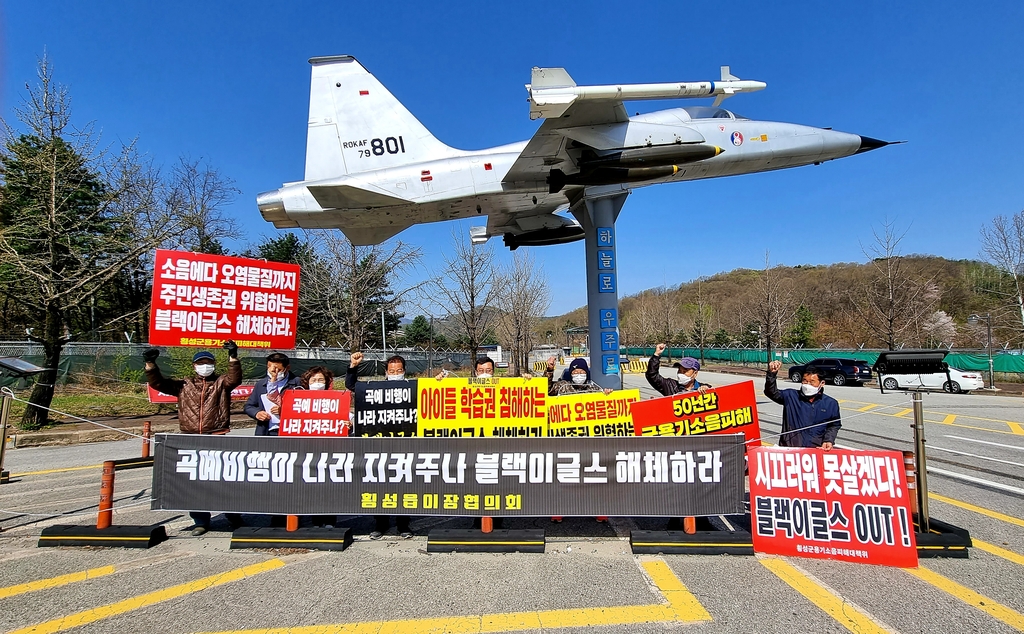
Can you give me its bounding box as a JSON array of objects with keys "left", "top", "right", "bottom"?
[{"left": 257, "top": 57, "right": 898, "bottom": 249}]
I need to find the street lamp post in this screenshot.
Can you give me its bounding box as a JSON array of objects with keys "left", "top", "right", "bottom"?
[{"left": 968, "top": 313, "right": 995, "bottom": 390}]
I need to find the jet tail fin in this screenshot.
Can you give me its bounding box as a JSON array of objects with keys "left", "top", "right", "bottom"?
[{"left": 304, "top": 56, "right": 453, "bottom": 181}]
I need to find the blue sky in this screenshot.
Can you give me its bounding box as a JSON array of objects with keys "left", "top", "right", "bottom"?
[{"left": 3, "top": 1, "right": 1023, "bottom": 315}]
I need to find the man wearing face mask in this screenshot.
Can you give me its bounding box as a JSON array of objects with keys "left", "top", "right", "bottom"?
[
  {"left": 474, "top": 356, "right": 495, "bottom": 378},
  {"left": 345, "top": 352, "right": 410, "bottom": 389},
  {"left": 646, "top": 343, "right": 713, "bottom": 396},
  {"left": 544, "top": 357, "right": 613, "bottom": 396},
  {"left": 765, "top": 360, "right": 841, "bottom": 450},
  {"left": 144, "top": 341, "right": 243, "bottom": 534},
  {"left": 245, "top": 352, "right": 302, "bottom": 436}
]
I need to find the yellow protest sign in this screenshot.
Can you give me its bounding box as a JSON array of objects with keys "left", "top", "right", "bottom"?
[
  {"left": 417, "top": 377, "right": 549, "bottom": 437},
  {"left": 547, "top": 389, "right": 641, "bottom": 437}
]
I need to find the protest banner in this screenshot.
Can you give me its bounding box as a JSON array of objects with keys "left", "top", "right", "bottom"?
[
  {"left": 353, "top": 380, "right": 418, "bottom": 437},
  {"left": 147, "top": 383, "right": 253, "bottom": 404},
  {"left": 630, "top": 380, "right": 761, "bottom": 446},
  {"left": 547, "top": 389, "right": 640, "bottom": 437},
  {"left": 152, "top": 434, "right": 746, "bottom": 517},
  {"left": 279, "top": 390, "right": 351, "bottom": 437},
  {"left": 417, "top": 377, "right": 549, "bottom": 437},
  {"left": 749, "top": 446, "right": 917, "bottom": 567},
  {"left": 148, "top": 249, "right": 300, "bottom": 349}
]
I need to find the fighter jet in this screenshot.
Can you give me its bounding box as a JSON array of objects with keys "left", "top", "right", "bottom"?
[{"left": 258, "top": 56, "right": 896, "bottom": 249}]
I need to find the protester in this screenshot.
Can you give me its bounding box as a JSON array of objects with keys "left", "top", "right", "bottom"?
[
  {"left": 345, "top": 351, "right": 413, "bottom": 539},
  {"left": 245, "top": 352, "right": 302, "bottom": 436},
  {"left": 474, "top": 356, "right": 495, "bottom": 378},
  {"left": 646, "top": 343, "right": 713, "bottom": 396},
  {"left": 144, "top": 341, "right": 243, "bottom": 535},
  {"left": 301, "top": 365, "right": 342, "bottom": 529},
  {"left": 543, "top": 357, "right": 613, "bottom": 396},
  {"left": 764, "top": 360, "right": 841, "bottom": 450}
]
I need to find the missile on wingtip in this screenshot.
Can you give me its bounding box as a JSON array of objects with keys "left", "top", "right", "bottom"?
[{"left": 528, "top": 65, "right": 766, "bottom": 119}]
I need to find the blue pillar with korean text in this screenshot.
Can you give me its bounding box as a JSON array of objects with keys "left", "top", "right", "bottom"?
[{"left": 573, "top": 187, "right": 629, "bottom": 391}]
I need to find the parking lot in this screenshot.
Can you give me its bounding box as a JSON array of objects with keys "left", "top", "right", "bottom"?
[{"left": 1, "top": 368, "right": 1022, "bottom": 633}]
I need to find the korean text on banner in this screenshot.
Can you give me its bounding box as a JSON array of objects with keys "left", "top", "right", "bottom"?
[
  {"left": 152, "top": 434, "right": 747, "bottom": 517},
  {"left": 417, "top": 377, "right": 549, "bottom": 437},
  {"left": 279, "top": 390, "right": 351, "bottom": 437},
  {"left": 749, "top": 446, "right": 917, "bottom": 567},
  {"left": 353, "top": 380, "right": 418, "bottom": 437},
  {"left": 149, "top": 249, "right": 300, "bottom": 349},
  {"left": 548, "top": 389, "right": 640, "bottom": 437},
  {"left": 630, "top": 380, "right": 761, "bottom": 446},
  {"left": 148, "top": 384, "right": 253, "bottom": 404}
]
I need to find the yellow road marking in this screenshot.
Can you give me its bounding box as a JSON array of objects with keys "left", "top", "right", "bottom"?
[
  {"left": 905, "top": 565, "right": 1024, "bottom": 630},
  {"left": 0, "top": 565, "right": 116, "bottom": 600},
  {"left": 196, "top": 558, "right": 710, "bottom": 633},
  {"left": 1009, "top": 422, "right": 1024, "bottom": 436},
  {"left": 839, "top": 405, "right": 1020, "bottom": 436},
  {"left": 972, "top": 539, "right": 1024, "bottom": 566},
  {"left": 894, "top": 408, "right": 913, "bottom": 417},
  {"left": 836, "top": 399, "right": 1024, "bottom": 434},
  {"left": 941, "top": 414, "right": 957, "bottom": 424},
  {"left": 857, "top": 404, "right": 879, "bottom": 412},
  {"left": 930, "top": 493, "right": 1024, "bottom": 528},
  {"left": 759, "top": 557, "right": 890, "bottom": 633},
  {"left": 9, "top": 464, "right": 103, "bottom": 478},
  {"left": 9, "top": 559, "right": 284, "bottom": 634}
]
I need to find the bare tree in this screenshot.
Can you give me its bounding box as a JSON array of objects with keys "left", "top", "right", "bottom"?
[
  {"left": 163, "top": 157, "right": 240, "bottom": 254},
  {"left": 749, "top": 251, "right": 794, "bottom": 360},
  {"left": 854, "top": 220, "right": 936, "bottom": 350},
  {"left": 299, "top": 230, "right": 421, "bottom": 349},
  {"left": 685, "top": 276, "right": 714, "bottom": 363},
  {"left": 493, "top": 251, "right": 550, "bottom": 375},
  {"left": 427, "top": 230, "right": 497, "bottom": 360},
  {"left": 0, "top": 56, "right": 237, "bottom": 428},
  {"left": 980, "top": 211, "right": 1024, "bottom": 338}
]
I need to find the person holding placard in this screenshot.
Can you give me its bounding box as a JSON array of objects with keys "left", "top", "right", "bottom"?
[
  {"left": 646, "top": 343, "right": 713, "bottom": 396},
  {"left": 245, "top": 352, "right": 302, "bottom": 436},
  {"left": 765, "top": 360, "right": 841, "bottom": 450}
]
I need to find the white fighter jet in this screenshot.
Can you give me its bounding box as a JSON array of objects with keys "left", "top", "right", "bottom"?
[{"left": 258, "top": 56, "right": 896, "bottom": 249}]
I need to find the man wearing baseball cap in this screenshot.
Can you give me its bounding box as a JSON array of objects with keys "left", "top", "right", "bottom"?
[
  {"left": 646, "top": 343, "right": 713, "bottom": 396},
  {"left": 144, "top": 341, "right": 243, "bottom": 535}
]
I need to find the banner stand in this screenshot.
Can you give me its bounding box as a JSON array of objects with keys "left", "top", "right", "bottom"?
[
  {"left": 630, "top": 514, "right": 754, "bottom": 556},
  {"left": 38, "top": 457, "right": 166, "bottom": 549},
  {"left": 229, "top": 526, "right": 353, "bottom": 551},
  {"left": 427, "top": 528, "right": 545, "bottom": 553}
]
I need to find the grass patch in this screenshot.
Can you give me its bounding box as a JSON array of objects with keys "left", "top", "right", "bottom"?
[{"left": 7, "top": 387, "right": 172, "bottom": 429}]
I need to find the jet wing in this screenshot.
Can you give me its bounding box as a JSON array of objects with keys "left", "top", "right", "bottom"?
[{"left": 502, "top": 100, "right": 628, "bottom": 185}]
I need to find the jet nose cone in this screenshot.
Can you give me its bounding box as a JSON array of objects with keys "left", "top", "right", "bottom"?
[{"left": 856, "top": 136, "right": 896, "bottom": 154}]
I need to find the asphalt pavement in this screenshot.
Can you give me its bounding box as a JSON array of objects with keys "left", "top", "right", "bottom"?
[{"left": 0, "top": 367, "right": 1022, "bottom": 633}]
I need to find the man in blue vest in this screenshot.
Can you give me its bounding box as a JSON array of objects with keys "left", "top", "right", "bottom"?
[{"left": 765, "top": 360, "right": 841, "bottom": 449}]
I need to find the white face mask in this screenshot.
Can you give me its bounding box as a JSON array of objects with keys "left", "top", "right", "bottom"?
[
  {"left": 677, "top": 373, "right": 694, "bottom": 385},
  {"left": 386, "top": 373, "right": 405, "bottom": 381},
  {"left": 476, "top": 373, "right": 492, "bottom": 379},
  {"left": 801, "top": 383, "right": 821, "bottom": 397},
  {"left": 309, "top": 381, "right": 326, "bottom": 391},
  {"left": 571, "top": 373, "right": 587, "bottom": 385},
  {"left": 267, "top": 371, "right": 279, "bottom": 381},
  {"left": 195, "top": 364, "right": 215, "bottom": 377}
]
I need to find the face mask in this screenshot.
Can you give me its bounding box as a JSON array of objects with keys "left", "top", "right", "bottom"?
[
  {"left": 571, "top": 374, "right": 587, "bottom": 385},
  {"left": 267, "top": 371, "right": 279, "bottom": 381},
  {"left": 801, "top": 383, "right": 820, "bottom": 397},
  {"left": 476, "top": 373, "right": 492, "bottom": 379},
  {"left": 309, "top": 381, "right": 326, "bottom": 391},
  {"left": 195, "top": 364, "right": 215, "bottom": 377},
  {"left": 677, "top": 373, "right": 694, "bottom": 385},
  {"left": 387, "top": 373, "right": 405, "bottom": 381}
]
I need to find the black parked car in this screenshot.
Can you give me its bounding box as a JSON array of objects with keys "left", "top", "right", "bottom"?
[{"left": 786, "top": 357, "right": 872, "bottom": 386}]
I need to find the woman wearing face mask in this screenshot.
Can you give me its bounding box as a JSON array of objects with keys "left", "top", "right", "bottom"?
[
  {"left": 300, "top": 366, "right": 343, "bottom": 528},
  {"left": 544, "top": 357, "right": 614, "bottom": 397},
  {"left": 646, "top": 343, "right": 713, "bottom": 396}
]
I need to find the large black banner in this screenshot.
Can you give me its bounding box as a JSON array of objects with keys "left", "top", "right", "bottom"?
[
  {"left": 352, "top": 379, "right": 418, "bottom": 437},
  {"left": 152, "top": 434, "right": 745, "bottom": 517}
]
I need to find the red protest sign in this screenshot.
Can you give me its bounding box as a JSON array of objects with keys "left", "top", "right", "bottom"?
[
  {"left": 630, "top": 380, "right": 761, "bottom": 446},
  {"left": 147, "top": 384, "right": 253, "bottom": 404},
  {"left": 749, "top": 446, "right": 918, "bottom": 567},
  {"left": 279, "top": 390, "right": 352, "bottom": 437},
  {"left": 148, "top": 249, "right": 300, "bottom": 349}
]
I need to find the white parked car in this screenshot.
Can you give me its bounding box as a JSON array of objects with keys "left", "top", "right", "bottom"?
[{"left": 879, "top": 367, "right": 985, "bottom": 394}]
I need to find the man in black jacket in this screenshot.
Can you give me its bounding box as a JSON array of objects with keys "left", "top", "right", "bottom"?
[
  {"left": 646, "top": 343, "right": 712, "bottom": 396},
  {"left": 244, "top": 352, "right": 302, "bottom": 436}
]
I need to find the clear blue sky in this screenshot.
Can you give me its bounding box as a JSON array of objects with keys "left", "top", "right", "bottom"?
[{"left": 3, "top": 1, "right": 1023, "bottom": 316}]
